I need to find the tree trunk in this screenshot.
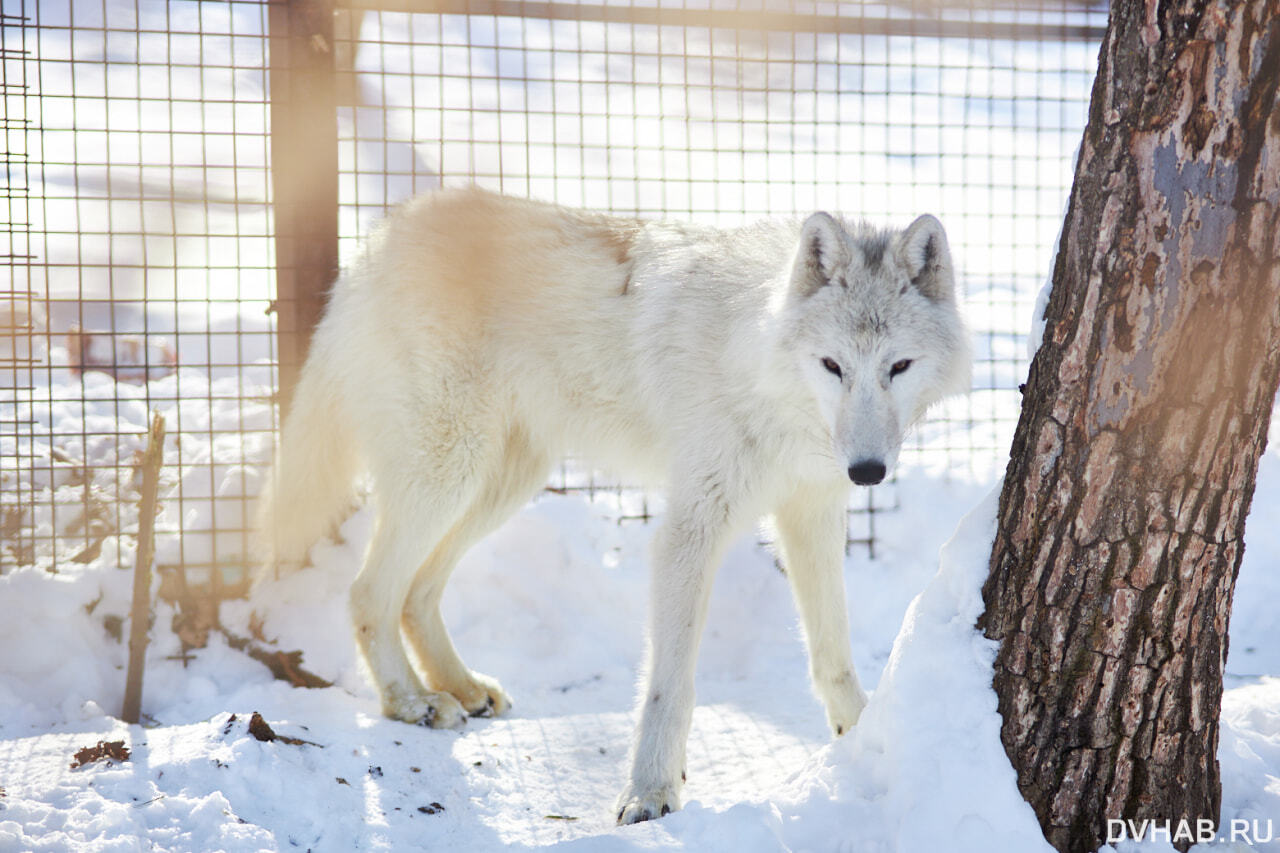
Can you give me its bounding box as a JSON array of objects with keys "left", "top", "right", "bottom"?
[{"left": 978, "top": 2, "right": 1280, "bottom": 852}]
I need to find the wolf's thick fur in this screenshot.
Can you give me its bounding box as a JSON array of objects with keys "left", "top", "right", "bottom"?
[{"left": 258, "top": 186, "right": 970, "bottom": 823}]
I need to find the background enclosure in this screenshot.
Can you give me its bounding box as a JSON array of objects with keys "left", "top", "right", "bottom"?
[{"left": 1, "top": 0, "right": 1105, "bottom": 576}]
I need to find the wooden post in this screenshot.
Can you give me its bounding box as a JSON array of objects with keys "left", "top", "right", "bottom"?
[
  {"left": 122, "top": 412, "right": 166, "bottom": 725},
  {"left": 268, "top": 0, "right": 339, "bottom": 416}
]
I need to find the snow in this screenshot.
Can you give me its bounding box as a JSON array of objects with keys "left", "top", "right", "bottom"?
[{"left": 2, "top": 368, "right": 1278, "bottom": 852}]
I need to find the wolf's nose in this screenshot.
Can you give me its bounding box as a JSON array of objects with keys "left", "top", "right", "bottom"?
[{"left": 848, "top": 460, "right": 886, "bottom": 486}]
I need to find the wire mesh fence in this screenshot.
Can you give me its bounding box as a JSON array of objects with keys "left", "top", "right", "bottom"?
[
  {"left": 1, "top": 0, "right": 1105, "bottom": 579},
  {"left": 2, "top": 0, "right": 276, "bottom": 583}
]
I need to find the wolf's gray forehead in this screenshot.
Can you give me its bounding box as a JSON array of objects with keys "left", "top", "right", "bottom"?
[{"left": 846, "top": 226, "right": 894, "bottom": 270}]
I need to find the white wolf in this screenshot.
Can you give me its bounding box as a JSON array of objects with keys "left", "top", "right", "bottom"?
[{"left": 257, "top": 186, "right": 970, "bottom": 823}]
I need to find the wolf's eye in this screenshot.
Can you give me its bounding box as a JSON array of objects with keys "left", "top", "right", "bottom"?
[
  {"left": 821, "top": 357, "right": 843, "bottom": 379},
  {"left": 890, "top": 359, "right": 913, "bottom": 379}
]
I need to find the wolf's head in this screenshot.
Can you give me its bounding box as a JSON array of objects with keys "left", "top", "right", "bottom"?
[{"left": 780, "top": 212, "right": 971, "bottom": 485}]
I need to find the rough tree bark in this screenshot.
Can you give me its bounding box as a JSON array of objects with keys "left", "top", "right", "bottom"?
[{"left": 978, "top": 2, "right": 1280, "bottom": 852}]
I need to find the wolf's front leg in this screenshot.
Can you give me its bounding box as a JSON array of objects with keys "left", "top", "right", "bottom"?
[
  {"left": 774, "top": 483, "right": 868, "bottom": 736},
  {"left": 616, "top": 484, "right": 740, "bottom": 825}
]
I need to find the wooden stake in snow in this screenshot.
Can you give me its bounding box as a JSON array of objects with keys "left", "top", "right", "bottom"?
[{"left": 122, "top": 412, "right": 165, "bottom": 725}]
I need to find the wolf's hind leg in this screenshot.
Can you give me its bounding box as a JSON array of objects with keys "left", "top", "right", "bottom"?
[
  {"left": 774, "top": 482, "right": 868, "bottom": 736},
  {"left": 350, "top": 432, "right": 491, "bottom": 728},
  {"left": 402, "top": 427, "right": 550, "bottom": 717}
]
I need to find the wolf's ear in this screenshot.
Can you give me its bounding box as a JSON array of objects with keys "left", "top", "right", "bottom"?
[
  {"left": 897, "top": 214, "right": 954, "bottom": 302},
  {"left": 791, "top": 212, "right": 851, "bottom": 299}
]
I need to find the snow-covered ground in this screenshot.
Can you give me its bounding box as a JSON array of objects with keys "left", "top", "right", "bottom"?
[{"left": 0, "top": 363, "right": 1277, "bottom": 852}]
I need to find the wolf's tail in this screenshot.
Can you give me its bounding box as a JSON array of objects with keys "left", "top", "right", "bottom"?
[{"left": 255, "top": 335, "right": 358, "bottom": 584}]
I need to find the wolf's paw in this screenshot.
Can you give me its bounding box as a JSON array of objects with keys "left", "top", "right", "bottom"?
[
  {"left": 615, "top": 784, "right": 680, "bottom": 825},
  {"left": 417, "top": 691, "right": 470, "bottom": 728},
  {"left": 453, "top": 672, "right": 512, "bottom": 718},
  {"left": 821, "top": 672, "right": 869, "bottom": 737},
  {"left": 386, "top": 689, "right": 469, "bottom": 729}
]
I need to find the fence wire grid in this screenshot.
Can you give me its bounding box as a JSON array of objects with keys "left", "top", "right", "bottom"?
[{"left": 1, "top": 0, "right": 1105, "bottom": 580}]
